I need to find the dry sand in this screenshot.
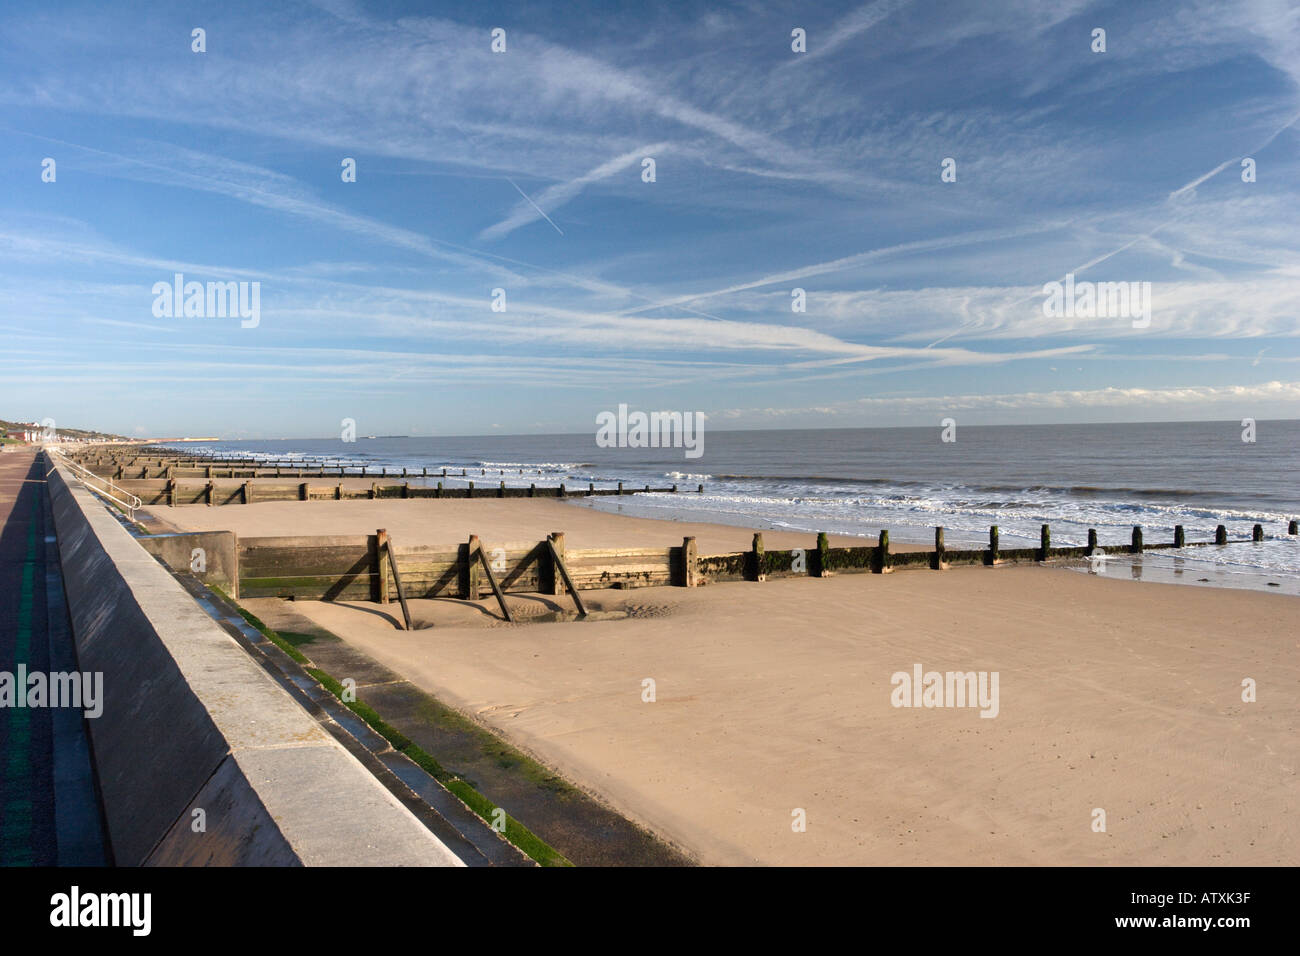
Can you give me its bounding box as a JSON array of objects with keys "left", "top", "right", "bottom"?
[
  {"left": 153, "top": 496, "right": 1299, "bottom": 865},
  {"left": 142, "top": 496, "right": 914, "bottom": 553},
  {"left": 288, "top": 565, "right": 1296, "bottom": 867}
]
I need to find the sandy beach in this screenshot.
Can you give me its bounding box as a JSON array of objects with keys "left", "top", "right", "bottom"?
[
  {"left": 146, "top": 494, "right": 1300, "bottom": 866},
  {"left": 253, "top": 562, "right": 1294, "bottom": 867},
  {"left": 141, "top": 496, "right": 920, "bottom": 554}
]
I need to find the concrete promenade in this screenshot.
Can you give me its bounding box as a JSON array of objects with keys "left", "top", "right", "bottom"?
[
  {"left": 0, "top": 450, "right": 58, "bottom": 864},
  {"left": 45, "top": 455, "right": 469, "bottom": 866},
  {"left": 0, "top": 449, "right": 104, "bottom": 865}
]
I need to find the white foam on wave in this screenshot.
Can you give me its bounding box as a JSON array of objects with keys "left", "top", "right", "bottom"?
[
  {"left": 476, "top": 460, "right": 592, "bottom": 471},
  {"left": 585, "top": 481, "right": 1300, "bottom": 576}
]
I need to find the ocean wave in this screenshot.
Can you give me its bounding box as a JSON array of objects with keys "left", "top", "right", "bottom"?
[
  {"left": 707, "top": 474, "right": 1250, "bottom": 502},
  {"left": 474, "top": 460, "right": 594, "bottom": 471}
]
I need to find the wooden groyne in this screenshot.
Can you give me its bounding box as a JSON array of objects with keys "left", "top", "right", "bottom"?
[
  {"left": 103, "top": 478, "right": 687, "bottom": 505},
  {"left": 140, "top": 521, "right": 1297, "bottom": 606},
  {"left": 140, "top": 529, "right": 686, "bottom": 602},
  {"left": 58, "top": 446, "right": 694, "bottom": 502},
  {"left": 64, "top": 445, "right": 616, "bottom": 480}
]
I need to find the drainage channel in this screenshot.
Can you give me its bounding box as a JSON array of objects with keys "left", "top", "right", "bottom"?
[{"left": 160, "top": 570, "right": 533, "bottom": 866}]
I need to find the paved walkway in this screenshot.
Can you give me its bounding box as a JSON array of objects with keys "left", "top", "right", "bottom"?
[
  {"left": 0, "top": 449, "right": 103, "bottom": 865},
  {"left": 0, "top": 450, "right": 57, "bottom": 864}
]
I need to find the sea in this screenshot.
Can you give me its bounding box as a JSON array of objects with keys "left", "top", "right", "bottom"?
[{"left": 164, "top": 420, "right": 1300, "bottom": 596}]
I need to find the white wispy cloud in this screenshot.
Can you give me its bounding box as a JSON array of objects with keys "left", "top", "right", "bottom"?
[
  {"left": 716, "top": 381, "right": 1300, "bottom": 421},
  {"left": 2, "top": 1, "right": 1298, "bottom": 433},
  {"left": 809, "top": 0, "right": 913, "bottom": 60},
  {"left": 479, "top": 142, "right": 670, "bottom": 240}
]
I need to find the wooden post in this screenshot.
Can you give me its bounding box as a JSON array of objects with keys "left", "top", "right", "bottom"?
[
  {"left": 166, "top": 479, "right": 177, "bottom": 507},
  {"left": 529, "top": 483, "right": 535, "bottom": 498},
  {"left": 436, "top": 481, "right": 443, "bottom": 498},
  {"left": 816, "top": 531, "right": 830, "bottom": 578},
  {"left": 617, "top": 481, "right": 623, "bottom": 495},
  {"left": 672, "top": 484, "right": 678, "bottom": 493},
  {"left": 402, "top": 482, "right": 410, "bottom": 499},
  {"left": 1039, "top": 524, "right": 1050, "bottom": 561},
  {"left": 547, "top": 532, "right": 565, "bottom": 595},
  {"left": 1253, "top": 524, "right": 1264, "bottom": 542},
  {"left": 206, "top": 465, "right": 212, "bottom": 478},
  {"left": 205, "top": 481, "right": 214, "bottom": 507},
  {"left": 1087, "top": 528, "right": 1098, "bottom": 553},
  {"left": 588, "top": 483, "right": 594, "bottom": 496},
  {"left": 242, "top": 481, "right": 252, "bottom": 505},
  {"left": 874, "top": 530, "right": 891, "bottom": 573},
  {"left": 559, "top": 483, "right": 566, "bottom": 498},
  {"left": 1215, "top": 525, "right": 1228, "bottom": 545},
  {"left": 475, "top": 540, "right": 513, "bottom": 623},
  {"left": 986, "top": 525, "right": 999, "bottom": 565},
  {"left": 376, "top": 530, "right": 391, "bottom": 604},
  {"left": 467, "top": 481, "right": 474, "bottom": 499},
  {"left": 931, "top": 526, "right": 946, "bottom": 570},
  {"left": 697, "top": 483, "right": 703, "bottom": 493},
  {"left": 299, "top": 482, "right": 309, "bottom": 501},
  {"left": 1131, "top": 526, "right": 1143, "bottom": 553},
  {"left": 681, "top": 536, "right": 698, "bottom": 587},
  {"left": 751, "top": 533, "right": 766, "bottom": 582},
  {"left": 369, "top": 482, "right": 377, "bottom": 500},
  {"left": 499, "top": 480, "right": 505, "bottom": 498},
  {"left": 1174, "top": 525, "right": 1185, "bottom": 548},
  {"left": 465, "top": 534, "right": 482, "bottom": 599},
  {"left": 1289, "top": 520, "right": 1298, "bottom": 534},
  {"left": 547, "top": 535, "right": 586, "bottom": 618}
]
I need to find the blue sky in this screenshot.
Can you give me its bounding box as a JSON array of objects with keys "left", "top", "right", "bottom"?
[{"left": 1, "top": 0, "right": 1297, "bottom": 438}]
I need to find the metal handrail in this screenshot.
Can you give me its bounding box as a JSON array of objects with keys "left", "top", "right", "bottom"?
[{"left": 49, "top": 448, "right": 144, "bottom": 521}]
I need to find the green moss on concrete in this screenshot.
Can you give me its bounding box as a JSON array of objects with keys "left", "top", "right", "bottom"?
[
  {"left": 301, "top": 662, "right": 572, "bottom": 867},
  {"left": 276, "top": 630, "right": 320, "bottom": 648},
  {"left": 212, "top": 588, "right": 312, "bottom": 666},
  {"left": 441, "top": 779, "right": 569, "bottom": 867},
  {"left": 410, "top": 698, "right": 577, "bottom": 797},
  {"left": 307, "top": 668, "right": 415, "bottom": 751}
]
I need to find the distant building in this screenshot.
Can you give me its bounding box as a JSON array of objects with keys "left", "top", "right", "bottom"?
[{"left": 5, "top": 423, "right": 45, "bottom": 442}]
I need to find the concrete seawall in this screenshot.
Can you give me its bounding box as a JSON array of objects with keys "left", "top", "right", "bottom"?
[{"left": 48, "top": 462, "right": 464, "bottom": 866}]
